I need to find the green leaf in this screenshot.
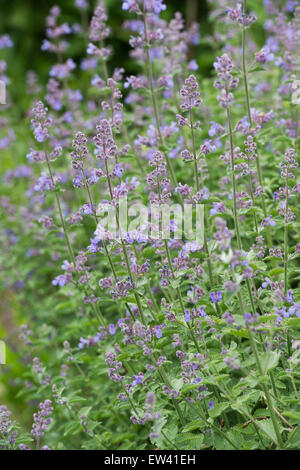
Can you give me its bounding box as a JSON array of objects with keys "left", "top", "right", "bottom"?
[
  {"left": 209, "top": 402, "right": 229, "bottom": 418},
  {"left": 282, "top": 410, "right": 300, "bottom": 422},
  {"left": 55, "top": 301, "right": 73, "bottom": 312},
  {"left": 268, "top": 267, "right": 284, "bottom": 276},
  {"left": 64, "top": 422, "right": 81, "bottom": 438},
  {"left": 260, "top": 351, "right": 280, "bottom": 373},
  {"left": 249, "top": 260, "right": 267, "bottom": 271},
  {"left": 182, "top": 419, "right": 203, "bottom": 433},
  {"left": 286, "top": 425, "right": 300, "bottom": 449},
  {"left": 170, "top": 278, "right": 181, "bottom": 289},
  {"left": 258, "top": 419, "right": 280, "bottom": 445}
]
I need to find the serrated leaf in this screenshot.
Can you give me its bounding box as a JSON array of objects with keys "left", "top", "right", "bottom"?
[
  {"left": 286, "top": 425, "right": 300, "bottom": 449},
  {"left": 260, "top": 351, "right": 280, "bottom": 373},
  {"left": 209, "top": 402, "right": 229, "bottom": 418}
]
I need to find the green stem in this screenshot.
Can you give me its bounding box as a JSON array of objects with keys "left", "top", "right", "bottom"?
[
  {"left": 227, "top": 108, "right": 257, "bottom": 316},
  {"left": 142, "top": 8, "right": 178, "bottom": 189},
  {"left": 241, "top": 2, "right": 272, "bottom": 248},
  {"left": 227, "top": 108, "right": 242, "bottom": 250},
  {"left": 230, "top": 264, "right": 283, "bottom": 446},
  {"left": 284, "top": 173, "right": 289, "bottom": 297},
  {"left": 189, "top": 106, "right": 200, "bottom": 194},
  {"left": 45, "top": 154, "right": 106, "bottom": 327},
  {"left": 189, "top": 105, "right": 217, "bottom": 300},
  {"left": 246, "top": 325, "right": 284, "bottom": 448},
  {"left": 104, "top": 159, "right": 147, "bottom": 325},
  {"left": 46, "top": 156, "right": 76, "bottom": 266}
]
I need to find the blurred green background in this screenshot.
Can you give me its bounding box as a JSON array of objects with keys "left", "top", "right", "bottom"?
[
  {"left": 0, "top": 0, "right": 268, "bottom": 114},
  {"left": 0, "top": 1, "right": 211, "bottom": 107}
]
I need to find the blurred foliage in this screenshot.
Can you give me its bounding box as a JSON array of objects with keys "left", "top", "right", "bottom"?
[
  {"left": 0, "top": 0, "right": 269, "bottom": 118},
  {"left": 0, "top": 0, "right": 269, "bottom": 115},
  {"left": 0, "top": 0, "right": 211, "bottom": 109}
]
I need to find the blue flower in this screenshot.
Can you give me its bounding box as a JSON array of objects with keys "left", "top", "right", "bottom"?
[
  {"left": 132, "top": 373, "right": 144, "bottom": 386},
  {"left": 262, "top": 215, "right": 276, "bottom": 227},
  {"left": 184, "top": 310, "right": 191, "bottom": 323},
  {"left": 198, "top": 306, "right": 206, "bottom": 317},
  {"left": 154, "top": 325, "right": 162, "bottom": 338},
  {"left": 114, "top": 164, "right": 123, "bottom": 178},
  {"left": 210, "top": 291, "right": 222, "bottom": 303}
]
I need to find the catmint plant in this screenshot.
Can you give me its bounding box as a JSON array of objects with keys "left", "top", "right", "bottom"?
[{"left": 0, "top": 0, "right": 300, "bottom": 452}]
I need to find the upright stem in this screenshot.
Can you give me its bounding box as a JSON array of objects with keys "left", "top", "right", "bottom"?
[
  {"left": 227, "top": 109, "right": 257, "bottom": 315},
  {"left": 281, "top": 165, "right": 295, "bottom": 360},
  {"left": 246, "top": 326, "right": 284, "bottom": 449},
  {"left": 82, "top": 169, "right": 118, "bottom": 282},
  {"left": 123, "top": 123, "right": 145, "bottom": 176},
  {"left": 227, "top": 108, "right": 242, "bottom": 250},
  {"left": 104, "top": 159, "right": 147, "bottom": 325},
  {"left": 156, "top": 360, "right": 185, "bottom": 426},
  {"left": 142, "top": 8, "right": 178, "bottom": 189},
  {"left": 295, "top": 106, "right": 299, "bottom": 148},
  {"left": 234, "top": 277, "right": 284, "bottom": 448},
  {"left": 45, "top": 154, "right": 106, "bottom": 327},
  {"left": 241, "top": 0, "right": 272, "bottom": 248},
  {"left": 242, "top": 32, "right": 251, "bottom": 127},
  {"left": 246, "top": 157, "right": 259, "bottom": 233},
  {"left": 189, "top": 106, "right": 200, "bottom": 193},
  {"left": 45, "top": 156, "right": 76, "bottom": 266},
  {"left": 284, "top": 174, "right": 289, "bottom": 297},
  {"left": 189, "top": 106, "right": 217, "bottom": 312}
]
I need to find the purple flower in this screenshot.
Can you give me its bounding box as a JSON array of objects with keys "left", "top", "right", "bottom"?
[
  {"left": 146, "top": 391, "right": 156, "bottom": 406},
  {"left": 187, "top": 60, "right": 198, "bottom": 71},
  {"left": 261, "top": 278, "right": 271, "bottom": 288},
  {"left": 179, "top": 74, "right": 202, "bottom": 111},
  {"left": 78, "top": 337, "right": 88, "bottom": 349},
  {"left": 50, "top": 59, "right": 76, "bottom": 79},
  {"left": 52, "top": 273, "right": 72, "bottom": 287},
  {"left": 244, "top": 312, "right": 258, "bottom": 325},
  {"left": 0, "top": 35, "right": 13, "bottom": 49},
  {"left": 19, "top": 444, "right": 31, "bottom": 450},
  {"left": 0, "top": 406, "right": 12, "bottom": 436},
  {"left": 210, "top": 201, "right": 225, "bottom": 216},
  {"left": 123, "top": 0, "right": 166, "bottom": 14},
  {"left": 208, "top": 121, "right": 225, "bottom": 137},
  {"left": 154, "top": 325, "right": 162, "bottom": 338},
  {"left": 289, "top": 304, "right": 300, "bottom": 317},
  {"left": 223, "top": 311, "right": 235, "bottom": 325},
  {"left": 210, "top": 291, "right": 222, "bottom": 303},
  {"left": 122, "top": 0, "right": 139, "bottom": 12},
  {"left": 197, "top": 306, "right": 206, "bottom": 317},
  {"left": 31, "top": 400, "right": 53, "bottom": 438},
  {"left": 262, "top": 215, "right": 276, "bottom": 227},
  {"left": 114, "top": 164, "right": 123, "bottom": 178},
  {"left": 132, "top": 373, "right": 144, "bottom": 386},
  {"left": 34, "top": 125, "right": 49, "bottom": 143},
  {"left": 184, "top": 310, "right": 191, "bottom": 323},
  {"left": 75, "top": 0, "right": 88, "bottom": 9},
  {"left": 31, "top": 101, "right": 51, "bottom": 143}
]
